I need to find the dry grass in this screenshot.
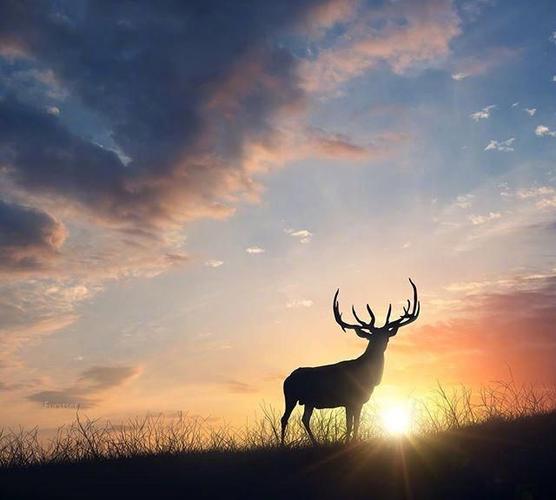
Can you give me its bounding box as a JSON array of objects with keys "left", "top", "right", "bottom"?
[{"left": 1, "top": 379, "right": 554, "bottom": 469}]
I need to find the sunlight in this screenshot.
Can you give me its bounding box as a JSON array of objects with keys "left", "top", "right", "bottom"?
[{"left": 381, "top": 404, "right": 412, "bottom": 436}]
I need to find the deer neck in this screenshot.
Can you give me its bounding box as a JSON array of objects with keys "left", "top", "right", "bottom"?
[
  {"left": 361, "top": 337, "right": 388, "bottom": 359},
  {"left": 356, "top": 337, "right": 388, "bottom": 378}
]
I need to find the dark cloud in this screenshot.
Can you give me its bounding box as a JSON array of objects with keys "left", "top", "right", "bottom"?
[
  {"left": 0, "top": 0, "right": 346, "bottom": 235},
  {"left": 27, "top": 389, "right": 96, "bottom": 409},
  {"left": 0, "top": 199, "right": 66, "bottom": 272},
  {"left": 78, "top": 365, "right": 140, "bottom": 390},
  {"left": 28, "top": 365, "right": 140, "bottom": 408}
]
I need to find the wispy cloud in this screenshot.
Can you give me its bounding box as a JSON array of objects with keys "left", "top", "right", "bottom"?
[
  {"left": 286, "top": 299, "right": 314, "bottom": 309},
  {"left": 223, "top": 379, "right": 257, "bottom": 394},
  {"left": 285, "top": 228, "right": 313, "bottom": 244},
  {"left": 469, "top": 212, "right": 502, "bottom": 225},
  {"left": 484, "top": 138, "right": 515, "bottom": 152},
  {"left": 27, "top": 365, "right": 141, "bottom": 409},
  {"left": 535, "top": 125, "right": 556, "bottom": 137},
  {"left": 536, "top": 197, "right": 556, "bottom": 209},
  {"left": 306, "top": 129, "right": 369, "bottom": 160},
  {"left": 524, "top": 107, "right": 536, "bottom": 116},
  {"left": 454, "top": 194, "right": 475, "bottom": 209},
  {"left": 515, "top": 186, "right": 555, "bottom": 199},
  {"left": 450, "top": 46, "right": 520, "bottom": 81},
  {"left": 470, "top": 104, "right": 495, "bottom": 121},
  {"left": 204, "top": 260, "right": 224, "bottom": 268},
  {"left": 0, "top": 314, "right": 78, "bottom": 374},
  {"left": 399, "top": 274, "right": 556, "bottom": 384},
  {"left": 451, "top": 72, "right": 468, "bottom": 81},
  {"left": 301, "top": 0, "right": 461, "bottom": 93},
  {"left": 304, "top": 128, "right": 409, "bottom": 162},
  {"left": 245, "top": 247, "right": 265, "bottom": 255}
]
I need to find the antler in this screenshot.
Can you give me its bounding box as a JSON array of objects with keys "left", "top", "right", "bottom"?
[
  {"left": 333, "top": 289, "right": 371, "bottom": 332},
  {"left": 332, "top": 278, "right": 420, "bottom": 336},
  {"left": 385, "top": 278, "right": 420, "bottom": 329},
  {"left": 333, "top": 289, "right": 379, "bottom": 337}
]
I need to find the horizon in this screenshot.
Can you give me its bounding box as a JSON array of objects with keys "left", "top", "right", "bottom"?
[{"left": 1, "top": 0, "right": 556, "bottom": 431}]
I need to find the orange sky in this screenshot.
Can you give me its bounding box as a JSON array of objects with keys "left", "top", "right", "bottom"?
[{"left": 1, "top": 0, "right": 556, "bottom": 430}]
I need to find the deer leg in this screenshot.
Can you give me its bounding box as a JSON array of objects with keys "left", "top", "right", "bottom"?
[
  {"left": 353, "top": 405, "right": 362, "bottom": 441},
  {"left": 345, "top": 406, "right": 353, "bottom": 442},
  {"left": 302, "top": 405, "right": 317, "bottom": 445},
  {"left": 280, "top": 394, "right": 297, "bottom": 445}
]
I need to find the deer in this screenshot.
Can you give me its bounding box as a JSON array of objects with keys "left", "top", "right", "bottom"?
[{"left": 280, "top": 278, "right": 420, "bottom": 445}]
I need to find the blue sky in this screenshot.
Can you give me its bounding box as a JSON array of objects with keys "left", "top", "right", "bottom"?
[{"left": 1, "top": 0, "right": 556, "bottom": 427}]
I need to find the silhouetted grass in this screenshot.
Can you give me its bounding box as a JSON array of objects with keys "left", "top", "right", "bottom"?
[
  {"left": 1, "top": 380, "right": 556, "bottom": 499},
  {"left": 1, "top": 379, "right": 554, "bottom": 468}
]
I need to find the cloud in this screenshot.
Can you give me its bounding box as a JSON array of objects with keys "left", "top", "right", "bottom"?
[
  {"left": 525, "top": 108, "right": 536, "bottom": 117},
  {"left": 286, "top": 299, "right": 314, "bottom": 309},
  {"left": 552, "top": 76, "right": 556, "bottom": 82},
  {"left": 470, "top": 105, "right": 495, "bottom": 121},
  {"left": 27, "top": 365, "right": 140, "bottom": 409},
  {"left": 0, "top": 0, "right": 393, "bottom": 362},
  {"left": 536, "top": 197, "right": 556, "bottom": 210},
  {"left": 78, "top": 366, "right": 140, "bottom": 390},
  {"left": 285, "top": 228, "right": 313, "bottom": 244},
  {"left": 469, "top": 212, "right": 502, "bottom": 225},
  {"left": 307, "top": 130, "right": 368, "bottom": 160},
  {"left": 0, "top": 200, "right": 66, "bottom": 274},
  {"left": 306, "top": 128, "right": 409, "bottom": 162},
  {"left": 512, "top": 102, "right": 520, "bottom": 108},
  {"left": 454, "top": 194, "right": 475, "bottom": 209},
  {"left": 246, "top": 247, "right": 265, "bottom": 254},
  {"left": 301, "top": 0, "right": 461, "bottom": 92},
  {"left": 515, "top": 186, "right": 555, "bottom": 199},
  {"left": 45, "top": 106, "right": 59, "bottom": 116},
  {"left": 451, "top": 72, "right": 468, "bottom": 81},
  {"left": 223, "top": 379, "right": 258, "bottom": 394},
  {"left": 0, "top": 314, "right": 78, "bottom": 371},
  {"left": 550, "top": 31, "right": 556, "bottom": 44},
  {"left": 502, "top": 184, "right": 556, "bottom": 210},
  {"left": 450, "top": 46, "right": 520, "bottom": 81},
  {"left": 204, "top": 260, "right": 224, "bottom": 268},
  {"left": 396, "top": 275, "right": 556, "bottom": 385},
  {"left": 484, "top": 138, "right": 515, "bottom": 152},
  {"left": 0, "top": 1, "right": 351, "bottom": 239},
  {"left": 0, "top": 0, "right": 413, "bottom": 290},
  {"left": 459, "top": 0, "right": 495, "bottom": 21},
  {"left": 535, "top": 125, "right": 556, "bottom": 138}
]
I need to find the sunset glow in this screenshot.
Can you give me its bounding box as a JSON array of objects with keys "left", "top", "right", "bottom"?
[
  {"left": 1, "top": 0, "right": 556, "bottom": 437},
  {"left": 381, "top": 404, "right": 413, "bottom": 436}
]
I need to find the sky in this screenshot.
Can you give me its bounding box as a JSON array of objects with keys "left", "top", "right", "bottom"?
[{"left": 1, "top": 0, "right": 556, "bottom": 429}]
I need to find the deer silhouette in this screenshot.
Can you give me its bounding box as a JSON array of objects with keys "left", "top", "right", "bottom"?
[{"left": 281, "top": 279, "right": 420, "bottom": 445}]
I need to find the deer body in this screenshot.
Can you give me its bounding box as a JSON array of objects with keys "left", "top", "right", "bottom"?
[
  {"left": 280, "top": 280, "right": 419, "bottom": 445},
  {"left": 285, "top": 338, "right": 387, "bottom": 409}
]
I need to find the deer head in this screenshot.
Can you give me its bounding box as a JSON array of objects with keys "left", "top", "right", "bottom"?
[{"left": 333, "top": 278, "right": 420, "bottom": 340}]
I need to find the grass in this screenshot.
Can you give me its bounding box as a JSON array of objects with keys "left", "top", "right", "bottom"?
[{"left": 1, "top": 380, "right": 555, "bottom": 499}]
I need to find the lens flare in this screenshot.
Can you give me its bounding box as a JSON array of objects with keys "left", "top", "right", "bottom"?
[{"left": 381, "top": 404, "right": 412, "bottom": 435}]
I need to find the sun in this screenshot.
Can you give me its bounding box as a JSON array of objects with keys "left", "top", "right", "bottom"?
[{"left": 381, "top": 404, "right": 412, "bottom": 436}]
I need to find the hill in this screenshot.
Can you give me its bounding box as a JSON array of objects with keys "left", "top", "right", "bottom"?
[{"left": 1, "top": 410, "right": 555, "bottom": 499}]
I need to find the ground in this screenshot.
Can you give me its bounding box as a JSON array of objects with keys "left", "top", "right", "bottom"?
[{"left": 1, "top": 411, "right": 555, "bottom": 499}]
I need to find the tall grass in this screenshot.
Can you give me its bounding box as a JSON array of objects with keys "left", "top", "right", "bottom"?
[{"left": 1, "top": 380, "right": 554, "bottom": 468}]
